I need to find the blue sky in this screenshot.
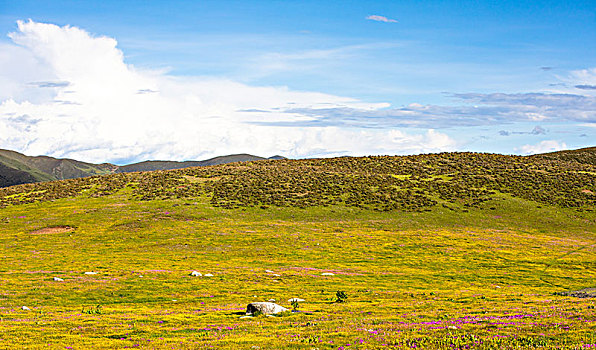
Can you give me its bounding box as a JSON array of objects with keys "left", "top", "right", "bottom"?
[{"left": 0, "top": 0, "right": 594, "bottom": 163}]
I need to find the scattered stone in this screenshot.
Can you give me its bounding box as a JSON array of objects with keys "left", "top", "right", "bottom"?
[
  {"left": 448, "top": 325, "right": 458, "bottom": 329},
  {"left": 84, "top": 272, "right": 97, "bottom": 275},
  {"left": 265, "top": 270, "right": 274, "bottom": 273},
  {"left": 272, "top": 274, "right": 281, "bottom": 277},
  {"left": 555, "top": 288, "right": 596, "bottom": 298},
  {"left": 246, "top": 302, "right": 288, "bottom": 315},
  {"left": 288, "top": 298, "right": 305, "bottom": 303},
  {"left": 321, "top": 272, "right": 335, "bottom": 276},
  {"left": 204, "top": 273, "right": 214, "bottom": 277},
  {"left": 22, "top": 306, "right": 31, "bottom": 311},
  {"left": 53, "top": 277, "right": 64, "bottom": 282},
  {"left": 239, "top": 315, "right": 252, "bottom": 319},
  {"left": 190, "top": 271, "right": 202, "bottom": 276},
  {"left": 268, "top": 299, "right": 276, "bottom": 302}
]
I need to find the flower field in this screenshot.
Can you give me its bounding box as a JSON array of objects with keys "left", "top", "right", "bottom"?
[{"left": 0, "top": 153, "right": 595, "bottom": 349}]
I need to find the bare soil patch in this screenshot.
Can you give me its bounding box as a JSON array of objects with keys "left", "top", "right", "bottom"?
[{"left": 29, "top": 226, "right": 75, "bottom": 235}]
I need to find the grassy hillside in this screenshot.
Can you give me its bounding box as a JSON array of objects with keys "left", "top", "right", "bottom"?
[{"left": 0, "top": 152, "right": 594, "bottom": 349}]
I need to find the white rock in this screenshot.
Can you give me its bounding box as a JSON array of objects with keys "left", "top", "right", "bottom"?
[
  {"left": 53, "top": 277, "right": 64, "bottom": 281},
  {"left": 265, "top": 270, "right": 274, "bottom": 273},
  {"left": 246, "top": 302, "right": 288, "bottom": 315},
  {"left": 288, "top": 298, "right": 305, "bottom": 303},
  {"left": 84, "top": 272, "right": 97, "bottom": 275},
  {"left": 448, "top": 325, "right": 458, "bottom": 329},
  {"left": 204, "top": 273, "right": 214, "bottom": 277},
  {"left": 321, "top": 272, "right": 335, "bottom": 276},
  {"left": 190, "top": 271, "right": 202, "bottom": 276},
  {"left": 239, "top": 315, "right": 252, "bottom": 319},
  {"left": 267, "top": 299, "right": 276, "bottom": 302},
  {"left": 22, "top": 306, "right": 31, "bottom": 311},
  {"left": 272, "top": 274, "right": 280, "bottom": 277}
]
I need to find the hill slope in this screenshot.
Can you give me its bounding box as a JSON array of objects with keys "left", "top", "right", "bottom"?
[
  {"left": 0, "top": 149, "right": 114, "bottom": 187},
  {"left": 532, "top": 146, "right": 596, "bottom": 165}
]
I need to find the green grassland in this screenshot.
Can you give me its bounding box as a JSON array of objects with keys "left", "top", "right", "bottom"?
[{"left": 0, "top": 153, "right": 595, "bottom": 349}]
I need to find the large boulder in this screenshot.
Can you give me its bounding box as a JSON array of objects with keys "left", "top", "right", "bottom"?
[{"left": 246, "top": 302, "right": 288, "bottom": 315}]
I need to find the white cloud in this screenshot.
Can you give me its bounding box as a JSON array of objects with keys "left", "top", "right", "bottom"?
[
  {"left": 366, "top": 15, "right": 398, "bottom": 23},
  {"left": 517, "top": 140, "right": 567, "bottom": 155},
  {"left": 0, "top": 20, "right": 453, "bottom": 163}
]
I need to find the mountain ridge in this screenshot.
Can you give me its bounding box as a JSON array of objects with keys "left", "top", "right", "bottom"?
[{"left": 0, "top": 149, "right": 285, "bottom": 188}]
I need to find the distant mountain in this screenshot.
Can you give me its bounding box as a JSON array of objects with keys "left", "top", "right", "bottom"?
[
  {"left": 531, "top": 146, "right": 596, "bottom": 166},
  {"left": 0, "top": 149, "right": 284, "bottom": 187},
  {"left": 0, "top": 149, "right": 115, "bottom": 187},
  {"left": 115, "top": 154, "right": 271, "bottom": 173}
]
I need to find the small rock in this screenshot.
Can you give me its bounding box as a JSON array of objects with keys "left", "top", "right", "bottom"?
[
  {"left": 448, "top": 325, "right": 458, "bottom": 329},
  {"left": 204, "top": 273, "right": 214, "bottom": 277},
  {"left": 22, "top": 306, "right": 31, "bottom": 311},
  {"left": 272, "top": 274, "right": 280, "bottom": 277},
  {"left": 288, "top": 298, "right": 305, "bottom": 303},
  {"left": 246, "top": 302, "right": 288, "bottom": 315},
  {"left": 268, "top": 299, "right": 276, "bottom": 302},
  {"left": 190, "top": 271, "right": 202, "bottom": 276},
  {"left": 265, "top": 270, "right": 274, "bottom": 273},
  {"left": 239, "top": 315, "right": 252, "bottom": 319},
  {"left": 84, "top": 272, "right": 97, "bottom": 275},
  {"left": 321, "top": 272, "right": 335, "bottom": 276},
  {"left": 53, "top": 277, "right": 64, "bottom": 282}
]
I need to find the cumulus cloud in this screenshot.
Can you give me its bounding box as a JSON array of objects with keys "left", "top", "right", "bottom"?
[
  {"left": 518, "top": 140, "right": 567, "bottom": 155},
  {"left": 366, "top": 15, "right": 398, "bottom": 23},
  {"left": 0, "top": 20, "right": 454, "bottom": 163}
]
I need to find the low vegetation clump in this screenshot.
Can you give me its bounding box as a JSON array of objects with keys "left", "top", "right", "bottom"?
[{"left": 0, "top": 152, "right": 594, "bottom": 348}]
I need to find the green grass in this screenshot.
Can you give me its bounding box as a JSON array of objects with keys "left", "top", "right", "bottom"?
[{"left": 1, "top": 184, "right": 595, "bottom": 349}]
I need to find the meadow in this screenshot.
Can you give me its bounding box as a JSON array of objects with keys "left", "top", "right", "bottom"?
[{"left": 0, "top": 153, "right": 595, "bottom": 349}]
